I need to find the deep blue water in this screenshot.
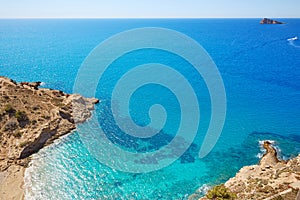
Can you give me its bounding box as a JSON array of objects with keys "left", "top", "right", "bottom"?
[{"left": 0, "top": 19, "right": 300, "bottom": 199}]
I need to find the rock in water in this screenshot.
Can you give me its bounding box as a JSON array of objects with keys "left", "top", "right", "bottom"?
[{"left": 260, "top": 18, "right": 284, "bottom": 24}]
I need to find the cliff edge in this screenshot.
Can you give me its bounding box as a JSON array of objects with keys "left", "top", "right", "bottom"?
[
  {"left": 0, "top": 76, "right": 99, "bottom": 199},
  {"left": 191, "top": 141, "right": 300, "bottom": 200},
  {"left": 0, "top": 76, "right": 99, "bottom": 170}
]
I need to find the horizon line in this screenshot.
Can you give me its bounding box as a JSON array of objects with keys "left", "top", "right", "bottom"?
[{"left": 0, "top": 17, "right": 299, "bottom": 20}]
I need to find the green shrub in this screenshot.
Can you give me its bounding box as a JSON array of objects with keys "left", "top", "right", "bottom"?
[
  {"left": 15, "top": 111, "right": 28, "bottom": 121},
  {"left": 15, "top": 111, "right": 29, "bottom": 128},
  {"left": 4, "top": 121, "right": 18, "bottom": 131},
  {"left": 272, "top": 195, "right": 283, "bottom": 200},
  {"left": 206, "top": 184, "right": 237, "bottom": 200},
  {"left": 4, "top": 104, "right": 15, "bottom": 114},
  {"left": 42, "top": 115, "right": 50, "bottom": 120},
  {"left": 19, "top": 141, "right": 30, "bottom": 148},
  {"left": 32, "top": 106, "right": 39, "bottom": 111},
  {"left": 12, "top": 131, "right": 22, "bottom": 138}
]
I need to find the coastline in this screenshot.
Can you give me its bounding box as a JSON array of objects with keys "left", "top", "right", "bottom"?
[
  {"left": 1, "top": 75, "right": 299, "bottom": 199},
  {"left": 0, "top": 76, "right": 99, "bottom": 200},
  {"left": 190, "top": 141, "right": 300, "bottom": 200}
]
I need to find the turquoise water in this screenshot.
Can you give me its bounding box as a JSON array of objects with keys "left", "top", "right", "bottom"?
[{"left": 0, "top": 19, "right": 300, "bottom": 199}]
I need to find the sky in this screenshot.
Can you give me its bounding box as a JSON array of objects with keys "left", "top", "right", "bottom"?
[{"left": 0, "top": 0, "right": 299, "bottom": 18}]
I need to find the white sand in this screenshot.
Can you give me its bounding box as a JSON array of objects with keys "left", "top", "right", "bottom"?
[{"left": 0, "top": 165, "right": 24, "bottom": 200}]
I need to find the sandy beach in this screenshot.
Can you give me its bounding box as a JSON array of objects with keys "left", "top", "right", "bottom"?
[
  {"left": 0, "top": 165, "right": 24, "bottom": 200},
  {"left": 0, "top": 76, "right": 99, "bottom": 200}
]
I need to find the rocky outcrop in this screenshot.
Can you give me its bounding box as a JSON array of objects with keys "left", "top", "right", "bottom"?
[
  {"left": 259, "top": 140, "right": 281, "bottom": 166},
  {"left": 69, "top": 94, "right": 99, "bottom": 123},
  {"left": 0, "top": 76, "right": 99, "bottom": 171},
  {"left": 192, "top": 141, "right": 300, "bottom": 200},
  {"left": 260, "top": 18, "right": 285, "bottom": 24}
]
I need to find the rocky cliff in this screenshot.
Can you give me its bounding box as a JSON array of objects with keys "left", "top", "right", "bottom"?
[
  {"left": 0, "top": 76, "right": 99, "bottom": 171},
  {"left": 191, "top": 141, "right": 300, "bottom": 200}
]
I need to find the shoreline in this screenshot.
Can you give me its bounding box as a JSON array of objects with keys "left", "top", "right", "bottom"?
[
  {"left": 0, "top": 129, "right": 79, "bottom": 200},
  {"left": 1, "top": 76, "right": 299, "bottom": 199},
  {"left": 0, "top": 76, "right": 99, "bottom": 200},
  {"left": 191, "top": 141, "right": 300, "bottom": 200}
]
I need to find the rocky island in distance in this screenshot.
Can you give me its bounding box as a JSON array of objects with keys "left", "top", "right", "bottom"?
[
  {"left": 0, "top": 76, "right": 99, "bottom": 200},
  {"left": 260, "top": 18, "right": 285, "bottom": 24}
]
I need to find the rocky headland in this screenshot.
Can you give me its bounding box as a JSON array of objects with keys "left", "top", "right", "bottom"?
[
  {"left": 0, "top": 76, "right": 99, "bottom": 199},
  {"left": 260, "top": 18, "right": 285, "bottom": 24},
  {"left": 190, "top": 141, "right": 300, "bottom": 200}
]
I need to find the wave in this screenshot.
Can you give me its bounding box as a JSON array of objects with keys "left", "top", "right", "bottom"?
[
  {"left": 24, "top": 155, "right": 40, "bottom": 200},
  {"left": 40, "top": 82, "right": 46, "bottom": 86},
  {"left": 288, "top": 39, "right": 300, "bottom": 48},
  {"left": 287, "top": 36, "right": 298, "bottom": 41},
  {"left": 24, "top": 132, "right": 74, "bottom": 200},
  {"left": 195, "top": 184, "right": 210, "bottom": 196}
]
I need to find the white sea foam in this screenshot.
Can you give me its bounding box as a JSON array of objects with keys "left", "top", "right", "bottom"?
[
  {"left": 40, "top": 82, "right": 46, "bottom": 86},
  {"left": 256, "top": 152, "right": 264, "bottom": 159},
  {"left": 287, "top": 36, "right": 298, "bottom": 41},
  {"left": 24, "top": 155, "right": 41, "bottom": 200},
  {"left": 196, "top": 184, "right": 210, "bottom": 195},
  {"left": 287, "top": 37, "right": 300, "bottom": 48},
  {"left": 23, "top": 134, "right": 72, "bottom": 200},
  {"left": 256, "top": 140, "right": 283, "bottom": 159},
  {"left": 24, "top": 165, "right": 33, "bottom": 200}
]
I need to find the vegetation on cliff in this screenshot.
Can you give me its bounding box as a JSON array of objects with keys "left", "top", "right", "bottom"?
[
  {"left": 0, "top": 76, "right": 98, "bottom": 171},
  {"left": 205, "top": 184, "right": 236, "bottom": 200},
  {"left": 191, "top": 141, "right": 300, "bottom": 200}
]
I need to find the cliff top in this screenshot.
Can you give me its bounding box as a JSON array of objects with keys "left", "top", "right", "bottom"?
[{"left": 0, "top": 76, "right": 98, "bottom": 171}]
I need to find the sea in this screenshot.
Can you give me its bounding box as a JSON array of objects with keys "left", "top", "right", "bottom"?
[{"left": 0, "top": 19, "right": 299, "bottom": 199}]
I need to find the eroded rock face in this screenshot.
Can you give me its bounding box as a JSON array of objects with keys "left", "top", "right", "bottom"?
[
  {"left": 0, "top": 76, "right": 99, "bottom": 171},
  {"left": 192, "top": 141, "right": 300, "bottom": 200},
  {"left": 260, "top": 18, "right": 284, "bottom": 24},
  {"left": 71, "top": 94, "right": 99, "bottom": 123}
]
